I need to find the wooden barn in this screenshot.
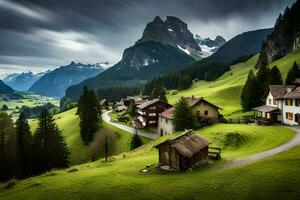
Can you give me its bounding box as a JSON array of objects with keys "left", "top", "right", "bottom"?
[{"left": 155, "top": 130, "right": 209, "bottom": 171}]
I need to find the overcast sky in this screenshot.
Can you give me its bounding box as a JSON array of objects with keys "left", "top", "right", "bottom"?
[{"left": 0, "top": 0, "right": 295, "bottom": 78}]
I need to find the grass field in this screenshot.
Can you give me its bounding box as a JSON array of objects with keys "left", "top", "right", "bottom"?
[
  {"left": 0, "top": 124, "right": 296, "bottom": 200},
  {"left": 29, "top": 108, "right": 150, "bottom": 165},
  {"left": 167, "top": 49, "right": 300, "bottom": 119}
]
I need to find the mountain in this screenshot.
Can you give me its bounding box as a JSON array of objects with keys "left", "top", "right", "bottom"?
[
  {"left": 256, "top": 0, "right": 300, "bottom": 67},
  {"left": 0, "top": 79, "right": 14, "bottom": 94},
  {"left": 137, "top": 16, "right": 201, "bottom": 53},
  {"left": 3, "top": 71, "right": 49, "bottom": 91},
  {"left": 210, "top": 28, "right": 273, "bottom": 63},
  {"left": 29, "top": 62, "right": 106, "bottom": 97},
  {"left": 143, "top": 28, "right": 274, "bottom": 94},
  {"left": 195, "top": 35, "right": 226, "bottom": 57},
  {"left": 66, "top": 17, "right": 196, "bottom": 100}
]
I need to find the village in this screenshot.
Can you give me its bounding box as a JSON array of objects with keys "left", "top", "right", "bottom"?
[{"left": 98, "top": 78, "right": 300, "bottom": 171}]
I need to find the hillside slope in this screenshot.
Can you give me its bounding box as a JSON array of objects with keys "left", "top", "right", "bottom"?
[
  {"left": 168, "top": 49, "right": 300, "bottom": 118},
  {"left": 29, "top": 108, "right": 148, "bottom": 165},
  {"left": 0, "top": 80, "right": 14, "bottom": 94},
  {"left": 0, "top": 124, "right": 295, "bottom": 200}
]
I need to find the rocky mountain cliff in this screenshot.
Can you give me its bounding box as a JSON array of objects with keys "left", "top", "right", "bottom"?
[
  {"left": 29, "top": 62, "right": 105, "bottom": 97},
  {"left": 65, "top": 16, "right": 196, "bottom": 100},
  {"left": 3, "top": 71, "right": 49, "bottom": 91},
  {"left": 256, "top": 0, "right": 300, "bottom": 67}
]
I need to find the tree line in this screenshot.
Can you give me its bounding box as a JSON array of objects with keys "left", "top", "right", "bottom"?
[
  {"left": 241, "top": 61, "right": 300, "bottom": 111},
  {"left": 0, "top": 110, "right": 69, "bottom": 182}
]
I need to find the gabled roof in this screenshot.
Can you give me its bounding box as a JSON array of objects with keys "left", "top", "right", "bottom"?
[
  {"left": 281, "top": 86, "right": 300, "bottom": 99},
  {"left": 185, "top": 96, "right": 222, "bottom": 110},
  {"left": 100, "top": 99, "right": 108, "bottom": 104},
  {"left": 155, "top": 130, "right": 209, "bottom": 158},
  {"left": 137, "top": 98, "right": 171, "bottom": 110},
  {"left": 159, "top": 107, "right": 175, "bottom": 119},
  {"left": 268, "top": 85, "right": 295, "bottom": 98}
]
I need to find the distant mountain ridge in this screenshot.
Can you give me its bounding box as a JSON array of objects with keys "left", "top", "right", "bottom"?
[
  {"left": 256, "top": 0, "right": 300, "bottom": 67},
  {"left": 29, "top": 62, "right": 106, "bottom": 97},
  {"left": 0, "top": 79, "right": 14, "bottom": 94},
  {"left": 3, "top": 71, "right": 50, "bottom": 91}
]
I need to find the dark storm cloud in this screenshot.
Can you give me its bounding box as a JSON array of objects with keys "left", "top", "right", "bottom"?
[{"left": 0, "top": 0, "right": 295, "bottom": 77}]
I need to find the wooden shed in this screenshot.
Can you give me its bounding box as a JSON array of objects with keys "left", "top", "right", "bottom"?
[{"left": 155, "top": 130, "right": 209, "bottom": 171}]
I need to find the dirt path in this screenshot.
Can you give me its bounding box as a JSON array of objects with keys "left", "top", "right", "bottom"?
[
  {"left": 102, "top": 110, "right": 160, "bottom": 139},
  {"left": 222, "top": 126, "right": 300, "bottom": 169}
]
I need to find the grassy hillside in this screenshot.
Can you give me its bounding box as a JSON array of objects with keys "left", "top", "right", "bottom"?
[
  {"left": 0, "top": 124, "right": 295, "bottom": 200},
  {"left": 29, "top": 108, "right": 150, "bottom": 165},
  {"left": 168, "top": 49, "right": 300, "bottom": 118}
]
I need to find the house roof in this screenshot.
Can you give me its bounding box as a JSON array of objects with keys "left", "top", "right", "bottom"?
[
  {"left": 185, "top": 96, "right": 222, "bottom": 110},
  {"left": 159, "top": 107, "right": 175, "bottom": 119},
  {"left": 254, "top": 105, "right": 280, "bottom": 113},
  {"left": 137, "top": 98, "right": 171, "bottom": 110},
  {"left": 155, "top": 130, "right": 209, "bottom": 158},
  {"left": 281, "top": 86, "right": 300, "bottom": 99},
  {"left": 268, "top": 85, "right": 296, "bottom": 99}
]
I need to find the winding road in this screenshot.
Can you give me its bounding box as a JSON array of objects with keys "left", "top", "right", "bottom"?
[
  {"left": 102, "top": 110, "right": 160, "bottom": 139},
  {"left": 103, "top": 111, "right": 300, "bottom": 168},
  {"left": 223, "top": 126, "right": 300, "bottom": 168}
]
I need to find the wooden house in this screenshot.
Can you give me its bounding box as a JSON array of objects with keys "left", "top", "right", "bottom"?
[
  {"left": 155, "top": 130, "right": 209, "bottom": 171},
  {"left": 137, "top": 98, "right": 172, "bottom": 128}
]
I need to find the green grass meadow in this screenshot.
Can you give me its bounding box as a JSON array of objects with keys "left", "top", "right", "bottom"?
[{"left": 0, "top": 124, "right": 296, "bottom": 200}]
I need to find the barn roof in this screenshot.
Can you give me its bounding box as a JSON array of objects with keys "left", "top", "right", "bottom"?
[{"left": 155, "top": 130, "right": 209, "bottom": 158}]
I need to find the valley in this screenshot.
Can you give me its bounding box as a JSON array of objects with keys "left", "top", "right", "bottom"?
[{"left": 1, "top": 0, "right": 300, "bottom": 199}]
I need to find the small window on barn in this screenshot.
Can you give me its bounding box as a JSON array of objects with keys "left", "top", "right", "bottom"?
[
  {"left": 204, "top": 110, "right": 208, "bottom": 115},
  {"left": 268, "top": 99, "right": 272, "bottom": 105}
]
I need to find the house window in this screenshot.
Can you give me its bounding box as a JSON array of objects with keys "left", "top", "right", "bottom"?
[
  {"left": 197, "top": 111, "right": 200, "bottom": 116},
  {"left": 204, "top": 111, "right": 208, "bottom": 116},
  {"left": 286, "top": 112, "right": 293, "bottom": 120},
  {"left": 296, "top": 99, "right": 300, "bottom": 107},
  {"left": 148, "top": 113, "right": 156, "bottom": 116},
  {"left": 149, "top": 120, "right": 156, "bottom": 124},
  {"left": 273, "top": 99, "right": 277, "bottom": 105},
  {"left": 150, "top": 106, "right": 156, "bottom": 110},
  {"left": 286, "top": 99, "right": 293, "bottom": 106},
  {"left": 268, "top": 99, "right": 272, "bottom": 105}
]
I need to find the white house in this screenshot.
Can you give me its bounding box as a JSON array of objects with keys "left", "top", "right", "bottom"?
[{"left": 254, "top": 80, "right": 300, "bottom": 125}]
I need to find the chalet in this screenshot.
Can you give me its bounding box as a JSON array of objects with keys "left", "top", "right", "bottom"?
[
  {"left": 137, "top": 98, "right": 172, "bottom": 128},
  {"left": 158, "top": 96, "right": 222, "bottom": 136},
  {"left": 254, "top": 79, "right": 300, "bottom": 125},
  {"left": 100, "top": 99, "right": 109, "bottom": 109},
  {"left": 155, "top": 130, "right": 209, "bottom": 171},
  {"left": 113, "top": 95, "right": 149, "bottom": 112}
]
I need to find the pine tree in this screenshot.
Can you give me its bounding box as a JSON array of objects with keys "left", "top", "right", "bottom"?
[
  {"left": 269, "top": 66, "right": 283, "bottom": 85},
  {"left": 173, "top": 97, "right": 197, "bottom": 131},
  {"left": 241, "top": 70, "right": 255, "bottom": 111},
  {"left": 150, "top": 81, "right": 167, "bottom": 101},
  {"left": 33, "top": 109, "right": 70, "bottom": 174},
  {"left": 130, "top": 132, "right": 142, "bottom": 150},
  {"left": 77, "top": 86, "right": 102, "bottom": 145},
  {"left": 285, "top": 62, "right": 300, "bottom": 85},
  {"left": 127, "top": 101, "right": 136, "bottom": 117},
  {"left": 0, "top": 112, "right": 20, "bottom": 181},
  {"left": 15, "top": 112, "right": 33, "bottom": 177},
  {"left": 178, "top": 74, "right": 192, "bottom": 90}
]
